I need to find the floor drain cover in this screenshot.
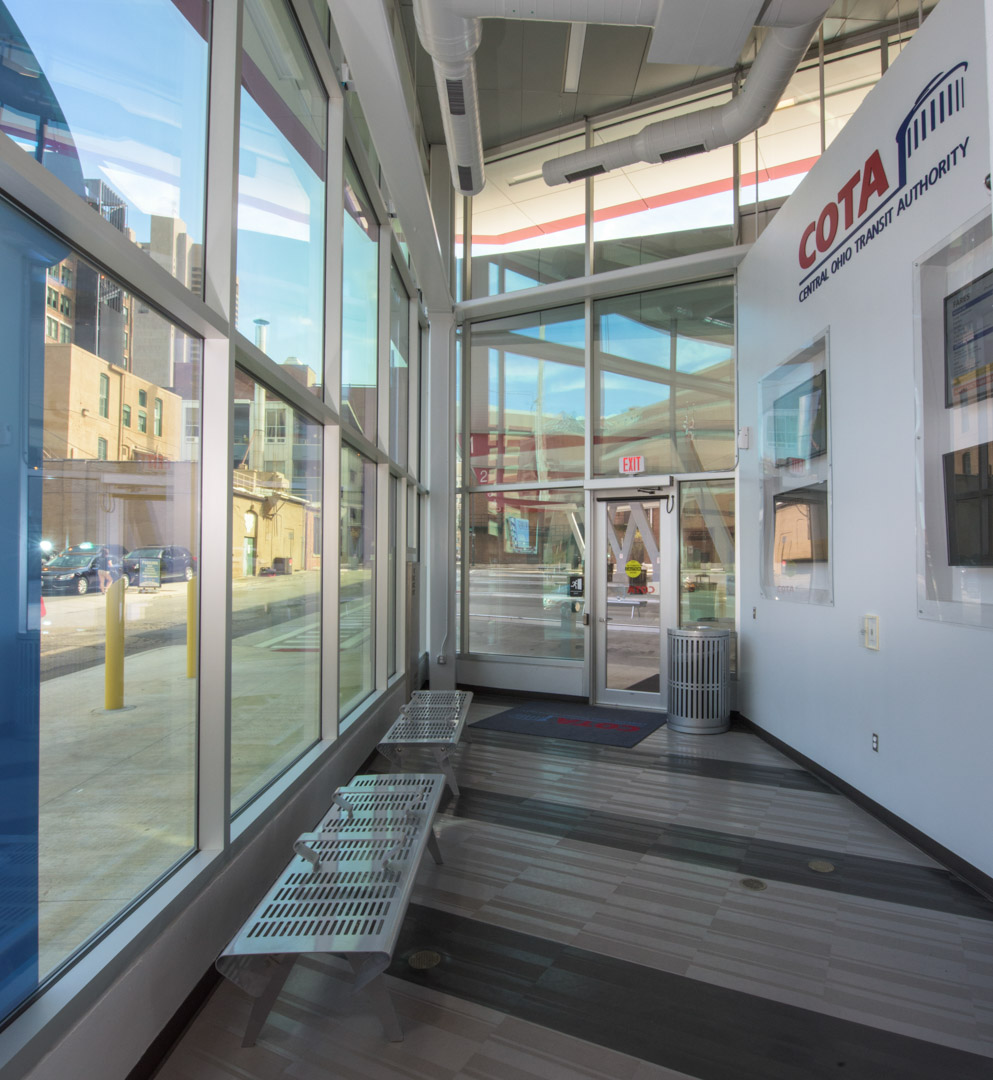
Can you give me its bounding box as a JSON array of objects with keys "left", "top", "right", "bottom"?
[
  {"left": 740, "top": 877, "right": 767, "bottom": 891},
  {"left": 407, "top": 949, "right": 442, "bottom": 970},
  {"left": 807, "top": 859, "right": 835, "bottom": 873}
]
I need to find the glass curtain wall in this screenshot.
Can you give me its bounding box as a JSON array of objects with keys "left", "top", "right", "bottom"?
[
  {"left": 342, "top": 155, "right": 380, "bottom": 438},
  {"left": 463, "top": 28, "right": 906, "bottom": 296},
  {"left": 465, "top": 490, "right": 585, "bottom": 660},
  {"left": 340, "top": 444, "right": 377, "bottom": 721},
  {"left": 467, "top": 305, "right": 586, "bottom": 486},
  {"left": 592, "top": 94, "right": 735, "bottom": 273},
  {"left": 230, "top": 370, "right": 322, "bottom": 814},
  {"left": 592, "top": 281, "right": 736, "bottom": 476},
  {"left": 238, "top": 0, "right": 327, "bottom": 392},
  {"left": 0, "top": 0, "right": 210, "bottom": 291},
  {"left": 0, "top": 0, "right": 422, "bottom": 1032}
]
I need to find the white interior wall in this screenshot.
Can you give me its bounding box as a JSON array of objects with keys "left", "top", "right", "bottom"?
[{"left": 737, "top": 0, "right": 992, "bottom": 877}]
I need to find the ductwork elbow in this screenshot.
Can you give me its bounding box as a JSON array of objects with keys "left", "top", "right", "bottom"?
[
  {"left": 542, "top": 6, "right": 829, "bottom": 187},
  {"left": 413, "top": 0, "right": 486, "bottom": 195}
]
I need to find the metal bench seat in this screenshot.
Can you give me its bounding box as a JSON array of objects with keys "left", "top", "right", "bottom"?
[
  {"left": 378, "top": 690, "right": 473, "bottom": 796},
  {"left": 217, "top": 773, "right": 445, "bottom": 1046}
]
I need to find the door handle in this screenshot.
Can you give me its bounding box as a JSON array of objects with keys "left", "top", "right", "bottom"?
[
  {"left": 582, "top": 612, "right": 590, "bottom": 626},
  {"left": 597, "top": 617, "right": 613, "bottom": 623}
]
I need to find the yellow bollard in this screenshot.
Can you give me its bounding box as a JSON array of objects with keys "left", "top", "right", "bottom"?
[
  {"left": 104, "top": 576, "right": 125, "bottom": 710},
  {"left": 186, "top": 576, "right": 197, "bottom": 679}
]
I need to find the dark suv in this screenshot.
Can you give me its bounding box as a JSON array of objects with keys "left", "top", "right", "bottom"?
[{"left": 122, "top": 546, "right": 197, "bottom": 586}]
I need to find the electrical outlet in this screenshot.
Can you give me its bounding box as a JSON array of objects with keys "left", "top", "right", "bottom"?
[
  {"left": 871, "top": 733, "right": 879, "bottom": 752},
  {"left": 752, "top": 606, "right": 757, "bottom": 620},
  {"left": 864, "top": 615, "right": 879, "bottom": 650}
]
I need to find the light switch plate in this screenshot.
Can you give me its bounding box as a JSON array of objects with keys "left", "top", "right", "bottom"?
[{"left": 864, "top": 615, "right": 879, "bottom": 650}]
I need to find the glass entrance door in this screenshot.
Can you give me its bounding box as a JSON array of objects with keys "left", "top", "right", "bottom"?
[{"left": 593, "top": 497, "right": 675, "bottom": 709}]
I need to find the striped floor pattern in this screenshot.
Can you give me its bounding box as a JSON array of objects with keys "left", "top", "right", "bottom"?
[{"left": 155, "top": 696, "right": 993, "bottom": 1079}]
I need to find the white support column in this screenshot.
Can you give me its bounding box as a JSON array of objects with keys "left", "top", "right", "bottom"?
[
  {"left": 426, "top": 311, "right": 457, "bottom": 689},
  {"left": 197, "top": 0, "right": 243, "bottom": 852},
  {"left": 376, "top": 461, "right": 390, "bottom": 692},
  {"left": 321, "top": 423, "right": 341, "bottom": 741}
]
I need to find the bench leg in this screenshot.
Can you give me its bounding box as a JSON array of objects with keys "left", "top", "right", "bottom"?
[
  {"left": 431, "top": 747, "right": 460, "bottom": 798},
  {"left": 242, "top": 955, "right": 297, "bottom": 1048},
  {"left": 347, "top": 955, "right": 403, "bottom": 1042},
  {"left": 427, "top": 826, "right": 444, "bottom": 865}
]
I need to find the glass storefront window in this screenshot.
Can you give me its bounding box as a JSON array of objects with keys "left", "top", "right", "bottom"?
[
  {"left": 389, "top": 263, "right": 409, "bottom": 468},
  {"left": 466, "top": 489, "right": 585, "bottom": 660},
  {"left": 593, "top": 280, "right": 735, "bottom": 476},
  {"left": 230, "top": 370, "right": 322, "bottom": 813},
  {"left": 238, "top": 0, "right": 327, "bottom": 394},
  {"left": 470, "top": 137, "right": 586, "bottom": 299},
  {"left": 1, "top": 1, "right": 209, "bottom": 292},
  {"left": 0, "top": 198, "right": 201, "bottom": 1020},
  {"left": 679, "top": 480, "right": 735, "bottom": 636},
  {"left": 468, "top": 305, "right": 586, "bottom": 485},
  {"left": 342, "top": 155, "right": 380, "bottom": 440},
  {"left": 593, "top": 94, "right": 735, "bottom": 273},
  {"left": 340, "top": 444, "right": 376, "bottom": 720}
]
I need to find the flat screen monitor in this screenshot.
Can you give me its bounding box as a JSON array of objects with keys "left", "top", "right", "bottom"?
[
  {"left": 943, "top": 440, "right": 993, "bottom": 566},
  {"left": 944, "top": 267, "right": 993, "bottom": 408}
]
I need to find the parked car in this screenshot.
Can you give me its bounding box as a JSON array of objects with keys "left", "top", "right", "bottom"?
[
  {"left": 122, "top": 546, "right": 197, "bottom": 586},
  {"left": 41, "top": 552, "right": 119, "bottom": 595},
  {"left": 63, "top": 542, "right": 127, "bottom": 558}
]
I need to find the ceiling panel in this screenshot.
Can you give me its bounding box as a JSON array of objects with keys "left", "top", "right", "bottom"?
[{"left": 396, "top": 0, "right": 940, "bottom": 164}]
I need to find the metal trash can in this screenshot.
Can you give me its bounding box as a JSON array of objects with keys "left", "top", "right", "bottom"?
[{"left": 667, "top": 627, "right": 731, "bottom": 734}]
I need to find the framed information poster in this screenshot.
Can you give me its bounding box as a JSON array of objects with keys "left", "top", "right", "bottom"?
[{"left": 944, "top": 267, "right": 993, "bottom": 407}]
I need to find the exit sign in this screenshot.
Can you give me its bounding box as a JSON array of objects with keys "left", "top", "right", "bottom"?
[{"left": 620, "top": 455, "right": 645, "bottom": 474}]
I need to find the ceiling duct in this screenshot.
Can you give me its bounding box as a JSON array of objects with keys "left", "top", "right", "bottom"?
[
  {"left": 414, "top": 0, "right": 834, "bottom": 196},
  {"left": 542, "top": 2, "right": 833, "bottom": 186},
  {"left": 413, "top": 0, "right": 661, "bottom": 196}
]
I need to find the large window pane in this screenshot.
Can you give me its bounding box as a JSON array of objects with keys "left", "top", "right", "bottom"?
[
  {"left": 238, "top": 0, "right": 326, "bottom": 393},
  {"left": 2, "top": 1, "right": 209, "bottom": 291},
  {"left": 342, "top": 155, "right": 379, "bottom": 439},
  {"left": 468, "top": 305, "right": 586, "bottom": 485},
  {"left": 340, "top": 445, "right": 376, "bottom": 720},
  {"left": 680, "top": 480, "right": 736, "bottom": 638},
  {"left": 593, "top": 280, "right": 735, "bottom": 476},
  {"left": 466, "top": 490, "right": 584, "bottom": 660},
  {"left": 23, "top": 220, "right": 199, "bottom": 998},
  {"left": 389, "top": 263, "right": 409, "bottom": 468},
  {"left": 470, "top": 138, "right": 586, "bottom": 299},
  {"left": 230, "top": 371, "right": 322, "bottom": 813},
  {"left": 593, "top": 93, "right": 735, "bottom": 274}
]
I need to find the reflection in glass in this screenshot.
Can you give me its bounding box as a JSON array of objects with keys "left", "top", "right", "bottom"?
[
  {"left": 1, "top": 1, "right": 209, "bottom": 291},
  {"left": 389, "top": 264, "right": 409, "bottom": 467},
  {"left": 238, "top": 0, "right": 326, "bottom": 393},
  {"left": 340, "top": 445, "right": 376, "bottom": 720},
  {"left": 468, "top": 306, "right": 585, "bottom": 485},
  {"left": 679, "top": 481, "right": 736, "bottom": 670},
  {"left": 759, "top": 338, "right": 832, "bottom": 605},
  {"left": 593, "top": 95, "right": 734, "bottom": 273},
  {"left": 469, "top": 138, "right": 586, "bottom": 298},
  {"left": 230, "top": 370, "right": 322, "bottom": 813},
  {"left": 33, "top": 237, "right": 201, "bottom": 983},
  {"left": 602, "top": 500, "right": 660, "bottom": 692},
  {"left": 466, "top": 490, "right": 584, "bottom": 661},
  {"left": 342, "top": 155, "right": 379, "bottom": 439},
  {"left": 593, "top": 281, "right": 735, "bottom": 476}
]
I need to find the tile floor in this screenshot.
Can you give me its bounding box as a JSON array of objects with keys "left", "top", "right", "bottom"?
[{"left": 154, "top": 694, "right": 993, "bottom": 1080}]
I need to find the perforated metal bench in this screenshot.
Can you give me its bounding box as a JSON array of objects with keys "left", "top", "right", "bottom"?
[
  {"left": 377, "top": 689, "right": 473, "bottom": 797},
  {"left": 216, "top": 773, "right": 446, "bottom": 1046}
]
